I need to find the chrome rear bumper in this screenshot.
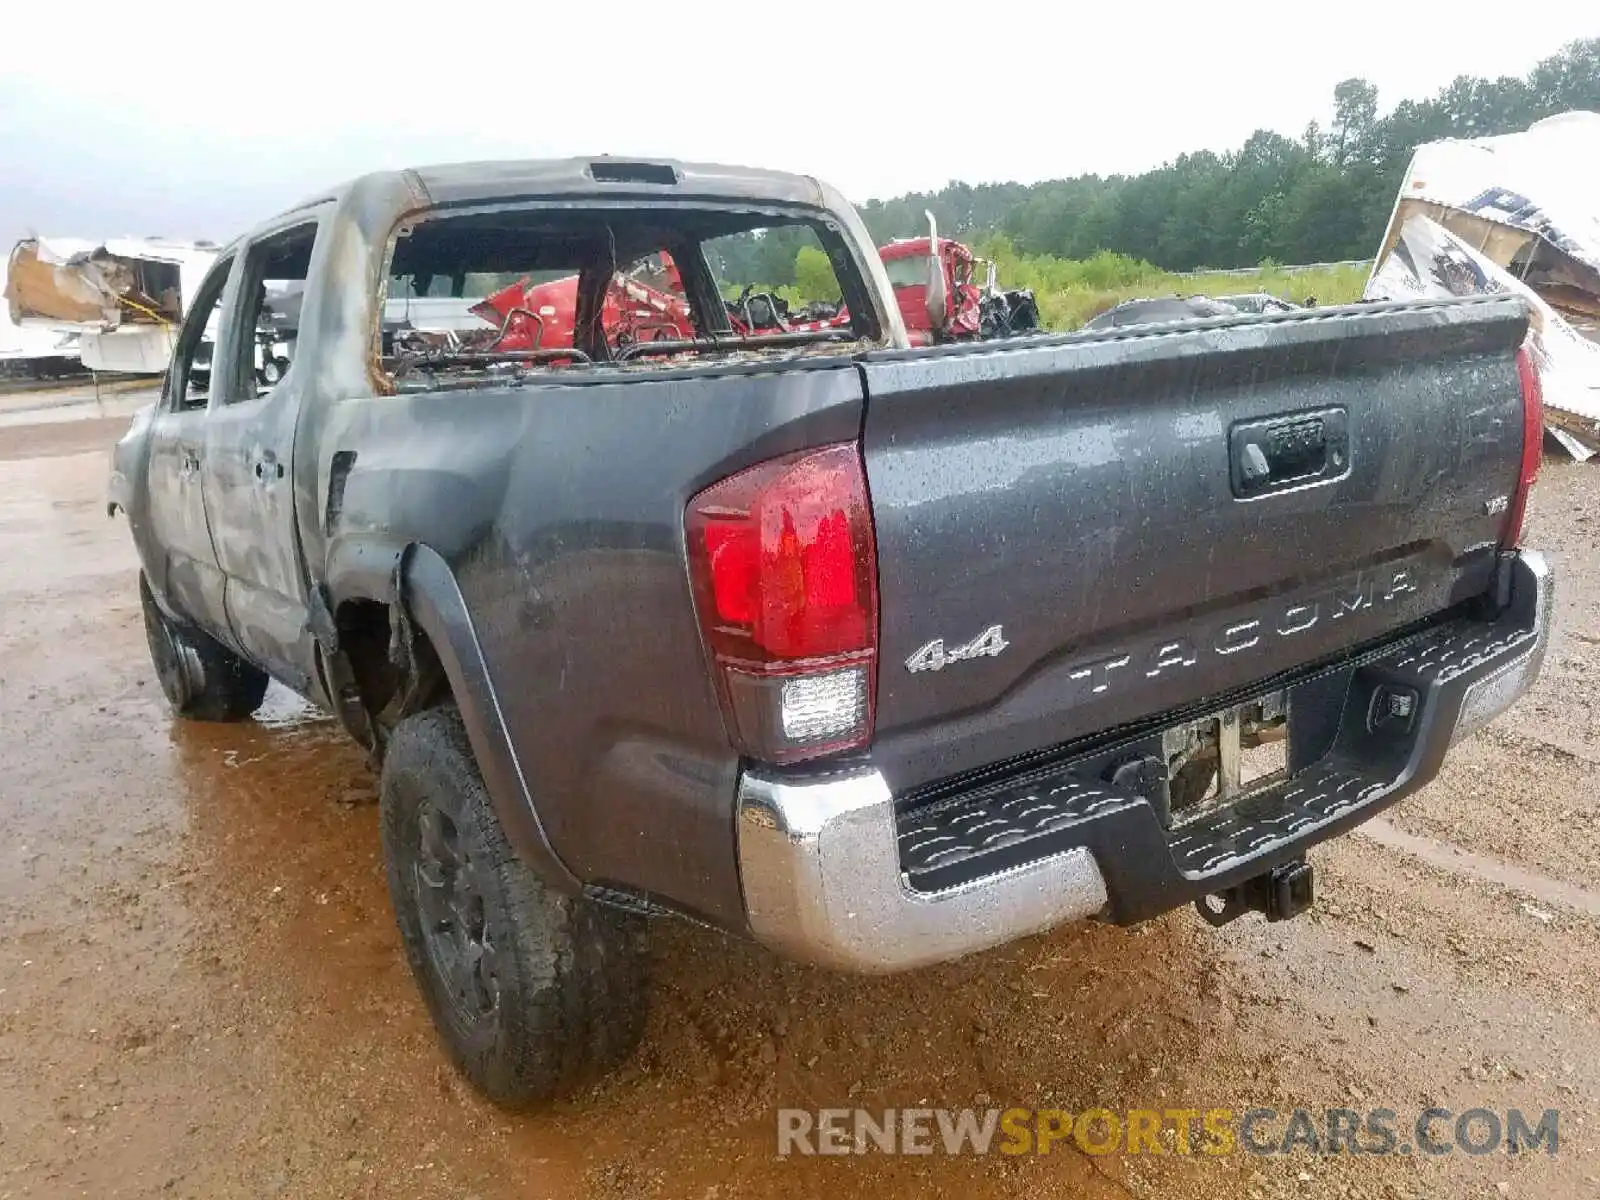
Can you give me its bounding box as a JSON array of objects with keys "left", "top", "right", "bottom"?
[{"left": 737, "top": 768, "right": 1109, "bottom": 973}]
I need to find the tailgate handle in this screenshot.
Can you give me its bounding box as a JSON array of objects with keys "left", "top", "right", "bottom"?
[{"left": 1230, "top": 408, "right": 1348, "bottom": 498}]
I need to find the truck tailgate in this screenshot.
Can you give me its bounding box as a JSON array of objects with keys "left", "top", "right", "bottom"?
[{"left": 860, "top": 297, "right": 1531, "bottom": 792}]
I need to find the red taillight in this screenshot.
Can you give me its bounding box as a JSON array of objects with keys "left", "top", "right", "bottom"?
[
  {"left": 687, "top": 444, "right": 878, "bottom": 762},
  {"left": 1502, "top": 344, "right": 1544, "bottom": 549}
]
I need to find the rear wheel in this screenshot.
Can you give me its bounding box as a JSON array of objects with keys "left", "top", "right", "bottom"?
[
  {"left": 140, "top": 573, "right": 269, "bottom": 720},
  {"left": 380, "top": 705, "right": 647, "bottom": 1109}
]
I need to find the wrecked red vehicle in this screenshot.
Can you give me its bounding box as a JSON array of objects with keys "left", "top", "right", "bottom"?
[
  {"left": 471, "top": 255, "right": 694, "bottom": 352},
  {"left": 878, "top": 221, "right": 1041, "bottom": 342},
  {"left": 468, "top": 219, "right": 1039, "bottom": 354},
  {"left": 469, "top": 252, "right": 849, "bottom": 354}
]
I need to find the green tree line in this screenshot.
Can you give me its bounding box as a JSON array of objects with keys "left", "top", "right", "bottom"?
[{"left": 858, "top": 38, "right": 1600, "bottom": 272}]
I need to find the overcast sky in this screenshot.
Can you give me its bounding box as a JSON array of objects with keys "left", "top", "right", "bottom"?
[{"left": 1, "top": 1, "right": 1595, "bottom": 250}]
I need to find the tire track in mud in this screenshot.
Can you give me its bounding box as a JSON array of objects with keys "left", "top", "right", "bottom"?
[{"left": 1358, "top": 818, "right": 1600, "bottom": 919}]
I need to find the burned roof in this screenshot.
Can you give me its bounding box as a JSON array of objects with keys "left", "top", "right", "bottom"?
[{"left": 279, "top": 157, "right": 833, "bottom": 226}]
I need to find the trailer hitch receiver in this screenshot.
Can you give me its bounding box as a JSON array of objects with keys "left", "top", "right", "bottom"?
[{"left": 1195, "top": 859, "right": 1314, "bottom": 926}]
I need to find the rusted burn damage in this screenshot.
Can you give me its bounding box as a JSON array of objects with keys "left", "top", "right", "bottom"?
[
  {"left": 332, "top": 595, "right": 447, "bottom": 758},
  {"left": 377, "top": 203, "right": 880, "bottom": 391}
]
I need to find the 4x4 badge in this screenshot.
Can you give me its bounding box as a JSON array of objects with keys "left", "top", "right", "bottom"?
[{"left": 905, "top": 624, "right": 1009, "bottom": 673}]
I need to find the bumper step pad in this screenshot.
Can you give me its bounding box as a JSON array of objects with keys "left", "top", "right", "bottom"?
[
  {"left": 899, "top": 776, "right": 1142, "bottom": 884},
  {"left": 893, "top": 554, "right": 1550, "bottom": 923},
  {"left": 1379, "top": 620, "right": 1539, "bottom": 686},
  {"left": 1164, "top": 759, "right": 1386, "bottom": 875}
]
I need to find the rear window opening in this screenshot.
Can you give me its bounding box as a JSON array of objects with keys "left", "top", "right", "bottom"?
[{"left": 379, "top": 205, "right": 878, "bottom": 392}]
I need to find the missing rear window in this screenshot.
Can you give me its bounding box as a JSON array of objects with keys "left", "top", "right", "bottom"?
[{"left": 379, "top": 204, "right": 875, "bottom": 391}]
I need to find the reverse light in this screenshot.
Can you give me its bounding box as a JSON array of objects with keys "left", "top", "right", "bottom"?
[
  {"left": 1502, "top": 344, "right": 1544, "bottom": 549},
  {"left": 780, "top": 667, "right": 869, "bottom": 742},
  {"left": 686, "top": 444, "right": 878, "bottom": 763}
]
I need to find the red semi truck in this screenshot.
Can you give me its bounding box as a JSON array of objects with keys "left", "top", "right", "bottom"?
[{"left": 877, "top": 216, "right": 1040, "bottom": 341}]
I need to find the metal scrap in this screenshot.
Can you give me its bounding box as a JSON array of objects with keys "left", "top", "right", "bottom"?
[{"left": 1366, "top": 112, "right": 1600, "bottom": 458}]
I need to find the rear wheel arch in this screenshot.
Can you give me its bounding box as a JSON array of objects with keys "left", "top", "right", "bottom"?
[
  {"left": 327, "top": 542, "right": 582, "bottom": 895},
  {"left": 320, "top": 536, "right": 443, "bottom": 750},
  {"left": 332, "top": 594, "right": 449, "bottom": 743}
]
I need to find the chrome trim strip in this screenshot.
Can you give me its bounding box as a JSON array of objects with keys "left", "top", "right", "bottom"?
[{"left": 737, "top": 766, "right": 1109, "bottom": 973}]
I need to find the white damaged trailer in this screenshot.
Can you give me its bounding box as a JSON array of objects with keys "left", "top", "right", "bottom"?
[
  {"left": 1365, "top": 111, "right": 1600, "bottom": 458},
  {"left": 0, "top": 290, "right": 79, "bottom": 381},
  {"left": 4, "top": 236, "right": 218, "bottom": 374}
]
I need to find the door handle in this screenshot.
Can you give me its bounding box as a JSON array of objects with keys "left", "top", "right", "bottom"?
[
  {"left": 1229, "top": 408, "right": 1349, "bottom": 498},
  {"left": 179, "top": 449, "right": 200, "bottom": 479},
  {"left": 254, "top": 458, "right": 285, "bottom": 482}
]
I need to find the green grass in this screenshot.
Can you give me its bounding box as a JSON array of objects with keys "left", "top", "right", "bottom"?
[
  {"left": 1045, "top": 263, "right": 1370, "bottom": 329},
  {"left": 973, "top": 238, "right": 1370, "bottom": 329},
  {"left": 992, "top": 251, "right": 1369, "bottom": 331},
  {"left": 730, "top": 242, "right": 1372, "bottom": 332}
]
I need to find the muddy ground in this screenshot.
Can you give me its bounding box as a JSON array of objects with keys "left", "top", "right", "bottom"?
[{"left": 1, "top": 401, "right": 1598, "bottom": 1199}]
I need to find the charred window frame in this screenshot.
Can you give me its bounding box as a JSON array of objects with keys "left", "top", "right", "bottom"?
[
  {"left": 221, "top": 220, "right": 320, "bottom": 404},
  {"left": 671, "top": 237, "right": 736, "bottom": 336},
  {"left": 372, "top": 198, "right": 885, "bottom": 387},
  {"left": 164, "top": 252, "right": 237, "bottom": 413},
  {"left": 814, "top": 219, "right": 884, "bottom": 339}
]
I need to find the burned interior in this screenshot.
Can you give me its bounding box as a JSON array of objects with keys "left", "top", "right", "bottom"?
[{"left": 378, "top": 204, "right": 883, "bottom": 391}]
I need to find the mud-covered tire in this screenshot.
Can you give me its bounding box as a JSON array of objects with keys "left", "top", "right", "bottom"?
[
  {"left": 379, "top": 705, "right": 647, "bottom": 1109},
  {"left": 140, "top": 573, "right": 269, "bottom": 721}
]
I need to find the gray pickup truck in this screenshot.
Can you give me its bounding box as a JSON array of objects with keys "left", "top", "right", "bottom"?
[{"left": 109, "top": 157, "right": 1552, "bottom": 1108}]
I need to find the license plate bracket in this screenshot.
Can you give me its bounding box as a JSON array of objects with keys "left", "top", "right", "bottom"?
[{"left": 1163, "top": 690, "right": 1290, "bottom": 829}]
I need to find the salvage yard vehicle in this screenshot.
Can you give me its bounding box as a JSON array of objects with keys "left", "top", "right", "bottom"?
[
  {"left": 462, "top": 250, "right": 850, "bottom": 356},
  {"left": 876, "top": 215, "right": 1041, "bottom": 342},
  {"left": 1084, "top": 293, "right": 1301, "bottom": 330},
  {"left": 109, "top": 156, "right": 1552, "bottom": 1109}
]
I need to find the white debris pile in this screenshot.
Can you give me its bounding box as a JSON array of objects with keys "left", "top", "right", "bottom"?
[{"left": 1365, "top": 111, "right": 1600, "bottom": 459}]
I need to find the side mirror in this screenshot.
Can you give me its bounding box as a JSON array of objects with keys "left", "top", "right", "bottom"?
[{"left": 924, "top": 210, "right": 948, "bottom": 334}]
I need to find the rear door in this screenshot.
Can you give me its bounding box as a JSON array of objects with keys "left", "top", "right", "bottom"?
[
  {"left": 144, "top": 252, "right": 235, "bottom": 639},
  {"left": 859, "top": 299, "right": 1530, "bottom": 792},
  {"left": 201, "top": 216, "right": 323, "bottom": 693}
]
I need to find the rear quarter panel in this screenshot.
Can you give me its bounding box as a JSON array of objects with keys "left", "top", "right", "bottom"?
[{"left": 313, "top": 360, "right": 865, "bottom": 927}]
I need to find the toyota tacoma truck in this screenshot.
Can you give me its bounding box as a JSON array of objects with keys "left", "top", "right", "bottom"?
[{"left": 108, "top": 157, "right": 1552, "bottom": 1109}]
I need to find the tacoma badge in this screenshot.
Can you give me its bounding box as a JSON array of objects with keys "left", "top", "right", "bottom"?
[{"left": 905, "top": 624, "right": 1009, "bottom": 673}]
